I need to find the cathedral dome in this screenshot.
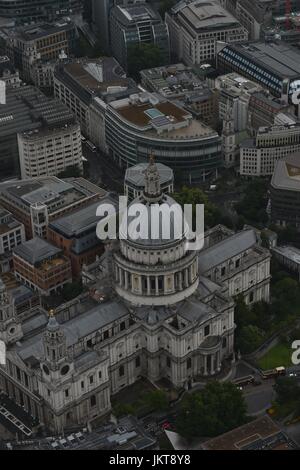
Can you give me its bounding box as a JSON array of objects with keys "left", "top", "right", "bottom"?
[
  {"left": 119, "top": 156, "right": 189, "bottom": 250},
  {"left": 114, "top": 157, "right": 199, "bottom": 307}
]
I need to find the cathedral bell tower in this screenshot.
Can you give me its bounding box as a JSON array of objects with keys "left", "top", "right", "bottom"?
[
  {"left": 0, "top": 279, "right": 23, "bottom": 345},
  {"left": 41, "top": 310, "right": 73, "bottom": 381}
]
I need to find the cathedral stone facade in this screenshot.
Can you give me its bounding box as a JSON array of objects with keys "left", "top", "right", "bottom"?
[{"left": 0, "top": 159, "right": 270, "bottom": 433}]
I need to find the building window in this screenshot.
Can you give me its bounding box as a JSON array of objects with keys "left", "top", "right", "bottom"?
[
  {"left": 90, "top": 395, "right": 96, "bottom": 407},
  {"left": 98, "top": 371, "right": 102, "bottom": 379},
  {"left": 89, "top": 375, "right": 94, "bottom": 384},
  {"left": 187, "top": 358, "right": 192, "bottom": 370},
  {"left": 135, "top": 356, "right": 141, "bottom": 368},
  {"left": 204, "top": 325, "right": 210, "bottom": 336},
  {"left": 166, "top": 357, "right": 171, "bottom": 368},
  {"left": 81, "top": 380, "right": 84, "bottom": 389},
  {"left": 119, "top": 365, "right": 125, "bottom": 377},
  {"left": 64, "top": 389, "right": 69, "bottom": 398},
  {"left": 221, "top": 266, "right": 226, "bottom": 276},
  {"left": 249, "top": 292, "right": 254, "bottom": 303},
  {"left": 222, "top": 337, "right": 227, "bottom": 348},
  {"left": 120, "top": 321, "right": 126, "bottom": 331}
]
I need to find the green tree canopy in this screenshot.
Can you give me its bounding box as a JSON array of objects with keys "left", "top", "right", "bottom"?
[
  {"left": 62, "top": 281, "right": 83, "bottom": 302},
  {"left": 158, "top": 0, "right": 177, "bottom": 18},
  {"left": 142, "top": 390, "right": 169, "bottom": 411},
  {"left": 127, "top": 43, "right": 164, "bottom": 81},
  {"left": 235, "top": 179, "right": 268, "bottom": 226},
  {"left": 173, "top": 186, "right": 221, "bottom": 229},
  {"left": 176, "top": 381, "right": 248, "bottom": 439},
  {"left": 274, "top": 377, "right": 300, "bottom": 405}
]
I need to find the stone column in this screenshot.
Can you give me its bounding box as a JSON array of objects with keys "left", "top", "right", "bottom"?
[
  {"left": 203, "top": 356, "right": 208, "bottom": 376},
  {"left": 217, "top": 351, "right": 221, "bottom": 372},
  {"left": 147, "top": 276, "right": 151, "bottom": 295},
  {"left": 118, "top": 267, "right": 122, "bottom": 287},
  {"left": 179, "top": 271, "right": 183, "bottom": 290},
  {"left": 155, "top": 276, "right": 159, "bottom": 295},
  {"left": 210, "top": 354, "right": 215, "bottom": 375},
  {"left": 124, "top": 271, "right": 128, "bottom": 290}
]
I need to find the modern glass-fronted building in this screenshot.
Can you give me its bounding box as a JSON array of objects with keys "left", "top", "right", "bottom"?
[
  {"left": 217, "top": 41, "right": 300, "bottom": 105},
  {"left": 105, "top": 93, "right": 222, "bottom": 184}
]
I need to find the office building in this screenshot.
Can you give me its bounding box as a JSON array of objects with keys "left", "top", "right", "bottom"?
[
  {"left": 0, "top": 176, "right": 107, "bottom": 239},
  {"left": 47, "top": 196, "right": 117, "bottom": 278},
  {"left": 3, "top": 20, "right": 78, "bottom": 86},
  {"left": 105, "top": 92, "right": 222, "bottom": 183},
  {"left": 0, "top": 208, "right": 25, "bottom": 273},
  {"left": 18, "top": 122, "right": 83, "bottom": 180},
  {"left": 166, "top": 0, "right": 248, "bottom": 66},
  {"left": 217, "top": 41, "right": 300, "bottom": 107},
  {"left": 0, "top": 85, "right": 81, "bottom": 179},
  {"left": 0, "top": 56, "right": 21, "bottom": 88},
  {"left": 110, "top": 2, "right": 169, "bottom": 71},
  {"left": 140, "top": 63, "right": 219, "bottom": 127},
  {"left": 248, "top": 91, "right": 294, "bottom": 131},
  {"left": 13, "top": 238, "right": 72, "bottom": 296},
  {"left": 215, "top": 73, "right": 263, "bottom": 132},
  {"left": 240, "top": 124, "right": 300, "bottom": 177},
  {"left": 54, "top": 57, "right": 138, "bottom": 153},
  {"left": 270, "top": 153, "right": 300, "bottom": 229},
  {"left": 0, "top": 0, "right": 82, "bottom": 24}
]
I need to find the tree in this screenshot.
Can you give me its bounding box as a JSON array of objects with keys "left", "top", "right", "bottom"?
[
  {"left": 158, "top": 0, "right": 177, "bottom": 18},
  {"left": 235, "top": 179, "right": 268, "bottom": 226},
  {"left": 173, "top": 186, "right": 221, "bottom": 229},
  {"left": 113, "top": 403, "right": 136, "bottom": 418},
  {"left": 176, "top": 381, "right": 248, "bottom": 439},
  {"left": 127, "top": 43, "right": 164, "bottom": 81},
  {"left": 142, "top": 390, "right": 169, "bottom": 411},
  {"left": 236, "top": 325, "right": 265, "bottom": 355},
  {"left": 62, "top": 281, "right": 83, "bottom": 302},
  {"left": 274, "top": 377, "right": 300, "bottom": 405}
]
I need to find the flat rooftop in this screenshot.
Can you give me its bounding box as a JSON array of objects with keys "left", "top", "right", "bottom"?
[
  {"left": 63, "top": 57, "right": 126, "bottom": 91},
  {"left": 173, "top": 0, "right": 242, "bottom": 31},
  {"left": 113, "top": 3, "right": 159, "bottom": 25},
  {"left": 271, "top": 153, "right": 300, "bottom": 192},
  {"left": 13, "top": 237, "right": 62, "bottom": 266},
  {"left": 15, "top": 20, "right": 75, "bottom": 41},
  {"left": 223, "top": 41, "right": 300, "bottom": 79},
  {"left": 112, "top": 95, "right": 216, "bottom": 139},
  {"left": 202, "top": 416, "right": 296, "bottom": 450},
  {"left": 0, "top": 177, "right": 106, "bottom": 214},
  {"left": 48, "top": 196, "right": 117, "bottom": 237},
  {"left": 272, "top": 245, "right": 300, "bottom": 265}
]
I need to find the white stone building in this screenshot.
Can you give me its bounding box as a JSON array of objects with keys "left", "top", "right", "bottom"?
[
  {"left": 18, "top": 122, "right": 83, "bottom": 179},
  {"left": 0, "top": 160, "right": 270, "bottom": 433},
  {"left": 240, "top": 123, "right": 300, "bottom": 177},
  {"left": 166, "top": 0, "right": 248, "bottom": 66}
]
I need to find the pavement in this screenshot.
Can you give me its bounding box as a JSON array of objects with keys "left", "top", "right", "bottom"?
[
  {"left": 82, "top": 144, "right": 124, "bottom": 194},
  {"left": 283, "top": 422, "right": 300, "bottom": 446}
]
